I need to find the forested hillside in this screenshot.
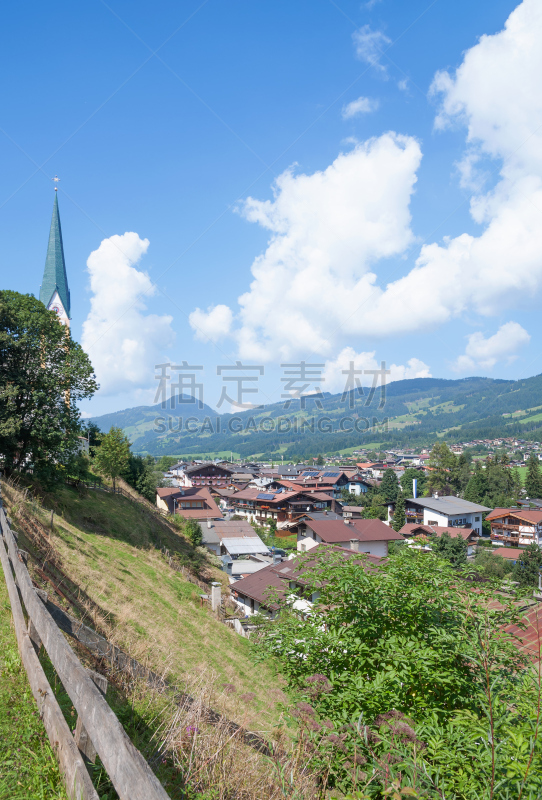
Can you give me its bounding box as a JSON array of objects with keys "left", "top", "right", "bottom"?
[{"left": 90, "top": 373, "right": 542, "bottom": 459}]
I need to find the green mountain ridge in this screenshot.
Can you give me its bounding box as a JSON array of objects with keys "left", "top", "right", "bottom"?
[{"left": 90, "top": 374, "right": 542, "bottom": 459}]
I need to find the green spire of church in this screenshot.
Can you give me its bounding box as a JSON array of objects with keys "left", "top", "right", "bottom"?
[{"left": 40, "top": 192, "right": 70, "bottom": 319}]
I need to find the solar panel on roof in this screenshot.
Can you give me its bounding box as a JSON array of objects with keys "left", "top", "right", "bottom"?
[
  {"left": 257, "top": 492, "right": 275, "bottom": 500},
  {"left": 323, "top": 471, "right": 341, "bottom": 477}
]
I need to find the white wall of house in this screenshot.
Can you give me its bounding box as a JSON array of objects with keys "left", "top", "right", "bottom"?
[
  {"left": 296, "top": 533, "right": 388, "bottom": 557},
  {"left": 422, "top": 509, "right": 483, "bottom": 536}
]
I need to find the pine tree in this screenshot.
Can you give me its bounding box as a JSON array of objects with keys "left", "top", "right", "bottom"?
[
  {"left": 464, "top": 462, "right": 488, "bottom": 504},
  {"left": 525, "top": 454, "right": 542, "bottom": 499},
  {"left": 380, "top": 469, "right": 399, "bottom": 503},
  {"left": 392, "top": 493, "right": 406, "bottom": 532},
  {"left": 427, "top": 442, "right": 458, "bottom": 493}
]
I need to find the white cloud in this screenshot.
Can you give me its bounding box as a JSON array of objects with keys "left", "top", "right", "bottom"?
[
  {"left": 323, "top": 347, "right": 431, "bottom": 393},
  {"left": 452, "top": 322, "right": 530, "bottom": 372},
  {"left": 353, "top": 25, "right": 391, "bottom": 74},
  {"left": 342, "top": 96, "right": 379, "bottom": 119},
  {"left": 193, "top": 133, "right": 421, "bottom": 361},
  {"left": 192, "top": 0, "right": 542, "bottom": 368},
  {"left": 397, "top": 78, "right": 409, "bottom": 92},
  {"left": 189, "top": 304, "right": 233, "bottom": 342},
  {"left": 81, "top": 233, "right": 175, "bottom": 395}
]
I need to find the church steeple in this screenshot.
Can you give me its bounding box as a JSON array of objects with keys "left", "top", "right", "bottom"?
[{"left": 40, "top": 191, "right": 71, "bottom": 325}]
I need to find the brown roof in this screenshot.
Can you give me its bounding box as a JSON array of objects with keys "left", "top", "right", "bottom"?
[
  {"left": 400, "top": 523, "right": 477, "bottom": 541},
  {"left": 351, "top": 518, "right": 405, "bottom": 541},
  {"left": 157, "top": 487, "right": 223, "bottom": 519},
  {"left": 485, "top": 508, "right": 542, "bottom": 525},
  {"left": 304, "top": 518, "right": 403, "bottom": 543},
  {"left": 233, "top": 545, "right": 383, "bottom": 607},
  {"left": 208, "top": 520, "right": 257, "bottom": 538},
  {"left": 492, "top": 548, "right": 525, "bottom": 560}
]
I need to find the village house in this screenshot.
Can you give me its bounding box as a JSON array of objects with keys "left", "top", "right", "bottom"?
[
  {"left": 228, "top": 487, "right": 335, "bottom": 528},
  {"left": 232, "top": 545, "right": 383, "bottom": 617},
  {"left": 388, "top": 496, "right": 489, "bottom": 537},
  {"left": 200, "top": 519, "right": 268, "bottom": 558},
  {"left": 155, "top": 487, "right": 223, "bottom": 519},
  {"left": 296, "top": 518, "right": 404, "bottom": 558},
  {"left": 173, "top": 462, "right": 235, "bottom": 488},
  {"left": 399, "top": 523, "right": 479, "bottom": 556},
  {"left": 485, "top": 507, "right": 542, "bottom": 548}
]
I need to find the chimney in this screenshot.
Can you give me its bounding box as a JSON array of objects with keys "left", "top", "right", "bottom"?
[
  {"left": 349, "top": 538, "right": 360, "bottom": 552},
  {"left": 207, "top": 519, "right": 211, "bottom": 528},
  {"left": 344, "top": 518, "right": 350, "bottom": 524}
]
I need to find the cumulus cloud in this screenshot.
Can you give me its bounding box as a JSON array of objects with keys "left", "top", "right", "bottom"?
[
  {"left": 189, "top": 304, "right": 233, "bottom": 342},
  {"left": 452, "top": 322, "right": 530, "bottom": 372},
  {"left": 191, "top": 0, "right": 542, "bottom": 367},
  {"left": 194, "top": 133, "right": 421, "bottom": 361},
  {"left": 342, "top": 96, "right": 379, "bottom": 119},
  {"left": 323, "top": 347, "right": 431, "bottom": 393},
  {"left": 353, "top": 25, "right": 391, "bottom": 73},
  {"left": 81, "top": 233, "right": 175, "bottom": 395}
]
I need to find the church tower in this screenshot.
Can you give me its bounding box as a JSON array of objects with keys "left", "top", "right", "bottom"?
[{"left": 40, "top": 191, "right": 71, "bottom": 329}]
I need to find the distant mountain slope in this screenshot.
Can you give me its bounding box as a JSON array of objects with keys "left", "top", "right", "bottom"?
[{"left": 89, "top": 374, "right": 542, "bottom": 459}]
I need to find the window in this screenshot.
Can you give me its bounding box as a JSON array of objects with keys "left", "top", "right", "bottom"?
[
  {"left": 428, "top": 519, "right": 438, "bottom": 526},
  {"left": 475, "top": 516, "right": 480, "bottom": 522}
]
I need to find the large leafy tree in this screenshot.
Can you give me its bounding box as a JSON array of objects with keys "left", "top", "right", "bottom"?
[
  {"left": 431, "top": 530, "right": 468, "bottom": 566},
  {"left": 94, "top": 426, "right": 131, "bottom": 490},
  {"left": 0, "top": 291, "right": 97, "bottom": 482},
  {"left": 256, "top": 548, "right": 540, "bottom": 798},
  {"left": 525, "top": 453, "right": 542, "bottom": 499}
]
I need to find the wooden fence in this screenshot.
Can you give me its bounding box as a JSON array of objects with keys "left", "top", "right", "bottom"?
[{"left": 0, "top": 487, "right": 171, "bottom": 800}]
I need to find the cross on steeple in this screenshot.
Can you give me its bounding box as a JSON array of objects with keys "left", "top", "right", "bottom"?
[{"left": 52, "top": 174, "right": 61, "bottom": 191}]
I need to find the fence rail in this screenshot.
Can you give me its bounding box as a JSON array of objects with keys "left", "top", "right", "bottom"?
[{"left": 0, "top": 486, "right": 170, "bottom": 800}]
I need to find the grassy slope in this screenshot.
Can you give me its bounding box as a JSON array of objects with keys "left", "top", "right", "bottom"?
[
  {"left": 0, "top": 570, "right": 68, "bottom": 800},
  {"left": 4, "top": 482, "right": 284, "bottom": 734}
]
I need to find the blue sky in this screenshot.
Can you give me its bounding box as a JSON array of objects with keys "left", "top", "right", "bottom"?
[{"left": 2, "top": 0, "right": 541, "bottom": 417}]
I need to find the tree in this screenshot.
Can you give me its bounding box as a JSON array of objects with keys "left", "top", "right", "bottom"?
[
  {"left": 316, "top": 454, "right": 325, "bottom": 466},
  {"left": 81, "top": 421, "right": 102, "bottom": 458},
  {"left": 525, "top": 453, "right": 542, "bottom": 499},
  {"left": 392, "top": 492, "right": 406, "bottom": 531},
  {"left": 380, "top": 468, "right": 399, "bottom": 503},
  {"left": 431, "top": 530, "right": 468, "bottom": 566},
  {"left": 157, "top": 454, "right": 177, "bottom": 472},
  {"left": 185, "top": 519, "right": 203, "bottom": 547},
  {"left": 94, "top": 427, "right": 131, "bottom": 490},
  {"left": 0, "top": 291, "right": 97, "bottom": 483},
  {"left": 512, "top": 542, "right": 542, "bottom": 588},
  {"left": 361, "top": 492, "right": 387, "bottom": 520},
  {"left": 426, "top": 441, "right": 458, "bottom": 494},
  {"left": 400, "top": 467, "right": 426, "bottom": 498},
  {"left": 464, "top": 461, "right": 488, "bottom": 503},
  {"left": 256, "top": 547, "right": 534, "bottom": 797}
]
